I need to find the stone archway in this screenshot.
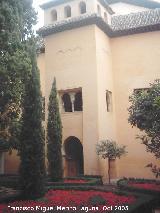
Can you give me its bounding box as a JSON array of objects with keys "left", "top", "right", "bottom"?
[{"left": 64, "top": 136, "right": 84, "bottom": 177}]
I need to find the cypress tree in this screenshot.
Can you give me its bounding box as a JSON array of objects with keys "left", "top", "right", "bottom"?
[
  {"left": 19, "top": 40, "right": 46, "bottom": 199},
  {"left": 47, "top": 78, "right": 63, "bottom": 181}
]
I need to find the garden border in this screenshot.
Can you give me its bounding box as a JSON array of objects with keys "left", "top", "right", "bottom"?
[
  {"left": 45, "top": 185, "right": 155, "bottom": 213},
  {"left": 46, "top": 175, "right": 103, "bottom": 187},
  {"left": 117, "top": 178, "right": 160, "bottom": 196}
]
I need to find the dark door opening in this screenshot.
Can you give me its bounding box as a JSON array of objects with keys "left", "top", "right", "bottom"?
[{"left": 64, "top": 136, "right": 84, "bottom": 176}]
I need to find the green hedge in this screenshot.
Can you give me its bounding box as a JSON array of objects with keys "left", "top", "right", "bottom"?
[
  {"left": 0, "top": 175, "right": 102, "bottom": 191},
  {"left": 0, "top": 175, "right": 19, "bottom": 189},
  {"left": 45, "top": 186, "right": 155, "bottom": 213},
  {"left": 46, "top": 175, "right": 103, "bottom": 187},
  {"left": 117, "top": 178, "right": 160, "bottom": 196}
]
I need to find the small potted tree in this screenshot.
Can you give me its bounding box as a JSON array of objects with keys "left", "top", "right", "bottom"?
[{"left": 96, "top": 140, "right": 127, "bottom": 184}]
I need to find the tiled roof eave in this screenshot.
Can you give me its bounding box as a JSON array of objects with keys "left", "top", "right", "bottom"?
[
  {"left": 37, "top": 12, "right": 160, "bottom": 38},
  {"left": 111, "top": 23, "right": 160, "bottom": 37},
  {"left": 37, "top": 14, "right": 113, "bottom": 37}
]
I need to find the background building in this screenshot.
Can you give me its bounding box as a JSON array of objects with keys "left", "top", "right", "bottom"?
[{"left": 1, "top": 0, "right": 160, "bottom": 182}]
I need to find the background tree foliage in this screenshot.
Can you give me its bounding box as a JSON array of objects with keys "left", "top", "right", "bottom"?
[
  {"left": 96, "top": 140, "right": 127, "bottom": 183},
  {"left": 47, "top": 78, "right": 63, "bottom": 182},
  {"left": 0, "top": 0, "right": 46, "bottom": 198},
  {"left": 128, "top": 79, "right": 160, "bottom": 177},
  {"left": 0, "top": 0, "right": 36, "bottom": 150}
]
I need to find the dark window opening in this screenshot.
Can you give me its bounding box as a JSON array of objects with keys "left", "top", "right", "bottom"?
[
  {"left": 106, "top": 90, "right": 112, "bottom": 112},
  {"left": 62, "top": 93, "right": 72, "bottom": 112},
  {"left": 97, "top": 5, "right": 101, "bottom": 16},
  {"left": 74, "top": 92, "right": 83, "bottom": 111},
  {"left": 79, "top": 2, "right": 86, "bottom": 14},
  {"left": 51, "top": 9, "right": 57, "bottom": 21},
  {"left": 64, "top": 6, "right": 71, "bottom": 18}
]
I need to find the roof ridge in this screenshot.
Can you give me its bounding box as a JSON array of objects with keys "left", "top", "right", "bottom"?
[
  {"left": 107, "top": 0, "right": 160, "bottom": 9},
  {"left": 38, "top": 9, "right": 160, "bottom": 37},
  {"left": 113, "top": 7, "right": 160, "bottom": 18}
]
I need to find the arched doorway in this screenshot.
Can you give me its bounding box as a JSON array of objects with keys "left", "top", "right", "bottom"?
[{"left": 64, "top": 136, "right": 84, "bottom": 177}]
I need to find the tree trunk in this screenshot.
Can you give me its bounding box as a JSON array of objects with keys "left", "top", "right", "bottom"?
[
  {"left": 108, "top": 158, "right": 117, "bottom": 184},
  {"left": 108, "top": 158, "right": 111, "bottom": 184}
]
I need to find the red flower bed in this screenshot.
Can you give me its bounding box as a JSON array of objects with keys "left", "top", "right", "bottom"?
[
  {"left": 128, "top": 182, "right": 160, "bottom": 191},
  {"left": 63, "top": 179, "right": 87, "bottom": 183},
  {"left": 0, "top": 189, "right": 136, "bottom": 212}
]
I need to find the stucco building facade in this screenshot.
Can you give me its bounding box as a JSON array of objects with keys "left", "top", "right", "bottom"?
[{"left": 1, "top": 0, "right": 160, "bottom": 182}]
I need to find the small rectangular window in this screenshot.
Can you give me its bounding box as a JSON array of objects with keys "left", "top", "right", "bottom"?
[{"left": 106, "top": 90, "right": 112, "bottom": 112}]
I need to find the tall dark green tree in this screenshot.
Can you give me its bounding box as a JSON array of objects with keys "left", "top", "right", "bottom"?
[
  {"left": 0, "top": 0, "right": 46, "bottom": 198},
  {"left": 47, "top": 78, "right": 63, "bottom": 181},
  {"left": 19, "top": 40, "right": 46, "bottom": 198}
]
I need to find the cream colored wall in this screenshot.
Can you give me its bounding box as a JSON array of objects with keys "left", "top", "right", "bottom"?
[
  {"left": 62, "top": 112, "right": 83, "bottom": 143},
  {"left": 44, "top": 0, "right": 96, "bottom": 25},
  {"left": 111, "top": 31, "right": 160, "bottom": 179},
  {"left": 110, "top": 2, "right": 148, "bottom": 15},
  {"left": 95, "top": 26, "right": 117, "bottom": 181},
  {"left": 37, "top": 22, "right": 160, "bottom": 181},
  {"left": 44, "top": 25, "right": 100, "bottom": 175}
]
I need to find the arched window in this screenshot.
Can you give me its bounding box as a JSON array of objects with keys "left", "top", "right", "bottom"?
[
  {"left": 74, "top": 92, "right": 82, "bottom": 111},
  {"left": 62, "top": 93, "right": 72, "bottom": 112},
  {"left": 97, "top": 5, "right": 101, "bottom": 16},
  {"left": 79, "top": 2, "right": 86, "bottom": 14},
  {"left": 51, "top": 9, "right": 57, "bottom": 22},
  {"left": 104, "top": 12, "right": 107, "bottom": 22},
  {"left": 64, "top": 6, "right": 71, "bottom": 18}
]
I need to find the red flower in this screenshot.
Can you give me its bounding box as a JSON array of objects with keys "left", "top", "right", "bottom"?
[
  {"left": 0, "top": 190, "right": 136, "bottom": 213},
  {"left": 129, "top": 182, "right": 160, "bottom": 191}
]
